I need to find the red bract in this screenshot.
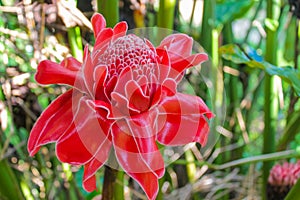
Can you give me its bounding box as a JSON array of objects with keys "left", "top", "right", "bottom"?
[
  {"left": 268, "top": 161, "right": 300, "bottom": 186},
  {"left": 28, "top": 13, "right": 213, "bottom": 199}
]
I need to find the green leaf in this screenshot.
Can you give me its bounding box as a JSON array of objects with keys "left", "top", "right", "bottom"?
[
  {"left": 219, "top": 44, "right": 300, "bottom": 96},
  {"left": 216, "top": 0, "right": 255, "bottom": 25},
  {"left": 278, "top": 110, "right": 300, "bottom": 151},
  {"left": 0, "top": 159, "right": 25, "bottom": 200},
  {"left": 285, "top": 178, "right": 300, "bottom": 200},
  {"left": 219, "top": 44, "right": 250, "bottom": 63},
  {"left": 264, "top": 18, "right": 279, "bottom": 31},
  {"left": 284, "top": 17, "right": 297, "bottom": 62}
]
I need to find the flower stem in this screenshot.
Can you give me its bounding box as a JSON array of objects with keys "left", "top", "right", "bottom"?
[
  {"left": 68, "top": 26, "right": 83, "bottom": 61},
  {"left": 114, "top": 170, "right": 124, "bottom": 200},
  {"left": 102, "top": 150, "right": 124, "bottom": 200},
  {"left": 157, "top": 0, "right": 176, "bottom": 29},
  {"left": 262, "top": 0, "right": 280, "bottom": 199},
  {"left": 102, "top": 165, "right": 118, "bottom": 200},
  {"left": 97, "top": 0, "right": 119, "bottom": 27},
  {"left": 174, "top": 149, "right": 300, "bottom": 170}
]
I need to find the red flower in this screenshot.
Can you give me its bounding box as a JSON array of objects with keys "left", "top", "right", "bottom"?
[
  {"left": 268, "top": 161, "right": 300, "bottom": 186},
  {"left": 28, "top": 13, "right": 213, "bottom": 199}
]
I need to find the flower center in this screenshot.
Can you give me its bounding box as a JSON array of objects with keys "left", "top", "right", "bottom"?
[{"left": 99, "top": 34, "right": 157, "bottom": 80}]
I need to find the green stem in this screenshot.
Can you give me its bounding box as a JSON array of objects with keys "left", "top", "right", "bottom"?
[
  {"left": 114, "top": 170, "right": 124, "bottom": 200},
  {"left": 97, "top": 0, "right": 119, "bottom": 27},
  {"left": 201, "top": 0, "right": 223, "bottom": 159},
  {"left": 174, "top": 149, "right": 300, "bottom": 170},
  {"left": 102, "top": 150, "right": 123, "bottom": 200},
  {"left": 223, "top": 22, "right": 243, "bottom": 163},
  {"left": 243, "top": 0, "right": 263, "bottom": 44},
  {"left": 67, "top": 26, "right": 83, "bottom": 61},
  {"left": 102, "top": 166, "right": 118, "bottom": 200},
  {"left": 185, "top": 149, "right": 196, "bottom": 183},
  {"left": 200, "top": 0, "right": 215, "bottom": 55},
  {"left": 157, "top": 0, "right": 176, "bottom": 29},
  {"left": 156, "top": 177, "right": 165, "bottom": 200},
  {"left": 262, "top": 0, "right": 281, "bottom": 199},
  {"left": 189, "top": 0, "right": 197, "bottom": 27}
]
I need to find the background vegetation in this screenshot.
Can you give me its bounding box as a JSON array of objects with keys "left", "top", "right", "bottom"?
[{"left": 0, "top": 0, "right": 299, "bottom": 199}]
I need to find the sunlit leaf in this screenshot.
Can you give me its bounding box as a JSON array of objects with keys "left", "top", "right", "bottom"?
[
  {"left": 284, "top": 16, "right": 297, "bottom": 62},
  {"left": 216, "top": 0, "right": 255, "bottom": 25},
  {"left": 264, "top": 18, "right": 279, "bottom": 31},
  {"left": 220, "top": 44, "right": 300, "bottom": 96}
]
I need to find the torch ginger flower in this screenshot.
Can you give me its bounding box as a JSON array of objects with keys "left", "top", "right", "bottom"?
[
  {"left": 28, "top": 13, "right": 213, "bottom": 199},
  {"left": 268, "top": 161, "right": 300, "bottom": 187}
]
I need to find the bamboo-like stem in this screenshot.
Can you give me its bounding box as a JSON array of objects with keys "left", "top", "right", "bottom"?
[
  {"left": 189, "top": 0, "right": 197, "bottom": 27},
  {"left": 102, "top": 150, "right": 124, "bottom": 200},
  {"left": 67, "top": 26, "right": 83, "bottom": 61},
  {"left": 185, "top": 149, "right": 196, "bottom": 183},
  {"left": 114, "top": 170, "right": 124, "bottom": 200},
  {"left": 243, "top": 0, "right": 263, "bottom": 44},
  {"left": 223, "top": 22, "right": 244, "bottom": 162},
  {"left": 200, "top": 0, "right": 223, "bottom": 162},
  {"left": 97, "top": 0, "right": 119, "bottom": 28},
  {"left": 102, "top": 165, "right": 118, "bottom": 200},
  {"left": 200, "top": 0, "right": 215, "bottom": 55},
  {"left": 288, "top": 18, "right": 299, "bottom": 117},
  {"left": 262, "top": 0, "right": 281, "bottom": 199},
  {"left": 157, "top": 0, "right": 176, "bottom": 29},
  {"left": 174, "top": 149, "right": 300, "bottom": 170}
]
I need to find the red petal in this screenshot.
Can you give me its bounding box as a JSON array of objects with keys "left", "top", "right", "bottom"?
[
  {"left": 60, "top": 57, "right": 82, "bottom": 71},
  {"left": 94, "top": 65, "right": 108, "bottom": 101},
  {"left": 27, "top": 89, "right": 80, "bottom": 156},
  {"left": 112, "top": 117, "right": 165, "bottom": 177},
  {"left": 157, "top": 34, "right": 193, "bottom": 62},
  {"left": 82, "top": 174, "right": 97, "bottom": 192},
  {"left": 150, "top": 78, "right": 177, "bottom": 108},
  {"left": 157, "top": 93, "right": 213, "bottom": 146},
  {"left": 113, "top": 21, "right": 128, "bottom": 41},
  {"left": 104, "top": 75, "right": 117, "bottom": 100},
  {"left": 111, "top": 92, "right": 140, "bottom": 117},
  {"left": 93, "top": 28, "right": 114, "bottom": 52},
  {"left": 35, "top": 59, "right": 82, "bottom": 86},
  {"left": 128, "top": 172, "right": 159, "bottom": 200},
  {"left": 125, "top": 80, "right": 150, "bottom": 112},
  {"left": 171, "top": 53, "right": 208, "bottom": 79},
  {"left": 56, "top": 123, "right": 93, "bottom": 165},
  {"left": 156, "top": 34, "right": 208, "bottom": 81},
  {"left": 156, "top": 33, "right": 193, "bottom": 62},
  {"left": 91, "top": 13, "right": 106, "bottom": 38},
  {"left": 56, "top": 97, "right": 112, "bottom": 165},
  {"left": 82, "top": 46, "right": 94, "bottom": 95},
  {"left": 155, "top": 48, "right": 171, "bottom": 82},
  {"left": 83, "top": 157, "right": 106, "bottom": 192}
]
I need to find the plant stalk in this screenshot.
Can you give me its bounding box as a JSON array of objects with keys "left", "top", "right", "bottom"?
[
  {"left": 102, "top": 165, "right": 118, "bottom": 200},
  {"left": 68, "top": 26, "right": 83, "bottom": 61},
  {"left": 102, "top": 150, "right": 124, "bottom": 200},
  {"left": 174, "top": 149, "right": 300, "bottom": 170},
  {"left": 97, "top": 0, "right": 119, "bottom": 27},
  {"left": 157, "top": 0, "right": 176, "bottom": 29},
  {"left": 262, "top": 0, "right": 281, "bottom": 199}
]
